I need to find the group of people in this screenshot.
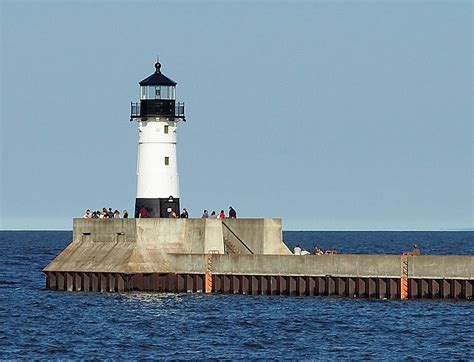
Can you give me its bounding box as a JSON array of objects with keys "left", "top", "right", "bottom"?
[
  {"left": 293, "top": 244, "right": 422, "bottom": 256},
  {"left": 84, "top": 205, "right": 238, "bottom": 220},
  {"left": 201, "top": 206, "right": 237, "bottom": 219},
  {"left": 137, "top": 207, "right": 189, "bottom": 218},
  {"left": 293, "top": 245, "right": 331, "bottom": 255},
  {"left": 83, "top": 207, "right": 129, "bottom": 219}
]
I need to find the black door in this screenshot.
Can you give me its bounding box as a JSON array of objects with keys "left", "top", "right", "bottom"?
[{"left": 159, "top": 196, "right": 180, "bottom": 218}]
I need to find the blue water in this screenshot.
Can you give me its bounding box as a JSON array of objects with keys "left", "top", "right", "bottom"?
[
  {"left": 1, "top": 231, "right": 473, "bottom": 359},
  {"left": 284, "top": 230, "right": 474, "bottom": 255}
]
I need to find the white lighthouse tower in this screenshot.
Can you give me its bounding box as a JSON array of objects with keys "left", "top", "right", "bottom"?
[{"left": 130, "top": 61, "right": 186, "bottom": 218}]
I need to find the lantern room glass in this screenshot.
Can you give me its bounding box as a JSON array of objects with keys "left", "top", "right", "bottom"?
[{"left": 140, "top": 86, "right": 176, "bottom": 100}]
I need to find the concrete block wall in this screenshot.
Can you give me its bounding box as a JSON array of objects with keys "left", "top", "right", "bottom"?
[
  {"left": 45, "top": 218, "right": 290, "bottom": 274},
  {"left": 72, "top": 218, "right": 226, "bottom": 253},
  {"left": 171, "top": 254, "right": 474, "bottom": 280},
  {"left": 47, "top": 219, "right": 474, "bottom": 280},
  {"left": 73, "top": 218, "right": 137, "bottom": 243},
  {"left": 408, "top": 256, "right": 474, "bottom": 279},
  {"left": 172, "top": 254, "right": 402, "bottom": 278},
  {"left": 72, "top": 218, "right": 288, "bottom": 255},
  {"left": 222, "top": 219, "right": 291, "bottom": 255}
]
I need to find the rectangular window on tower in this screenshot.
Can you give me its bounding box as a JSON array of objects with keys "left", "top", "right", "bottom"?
[
  {"left": 164, "top": 125, "right": 169, "bottom": 134},
  {"left": 164, "top": 157, "right": 170, "bottom": 166}
]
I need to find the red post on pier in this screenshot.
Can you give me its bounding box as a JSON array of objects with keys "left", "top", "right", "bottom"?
[
  {"left": 205, "top": 272, "right": 212, "bottom": 294},
  {"left": 401, "top": 253, "right": 411, "bottom": 300},
  {"left": 205, "top": 250, "right": 219, "bottom": 294}
]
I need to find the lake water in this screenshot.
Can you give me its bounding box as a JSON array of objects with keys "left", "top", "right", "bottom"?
[{"left": 0, "top": 231, "right": 473, "bottom": 359}]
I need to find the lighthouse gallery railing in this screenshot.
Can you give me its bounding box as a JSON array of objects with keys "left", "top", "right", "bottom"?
[{"left": 130, "top": 102, "right": 185, "bottom": 119}]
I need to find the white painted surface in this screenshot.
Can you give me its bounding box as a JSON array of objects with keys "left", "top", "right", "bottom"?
[{"left": 136, "top": 118, "right": 180, "bottom": 199}]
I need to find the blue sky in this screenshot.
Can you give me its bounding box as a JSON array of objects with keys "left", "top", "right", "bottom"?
[{"left": 1, "top": 0, "right": 472, "bottom": 230}]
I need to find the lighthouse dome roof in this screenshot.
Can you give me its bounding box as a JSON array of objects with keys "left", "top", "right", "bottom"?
[{"left": 139, "top": 62, "right": 177, "bottom": 86}]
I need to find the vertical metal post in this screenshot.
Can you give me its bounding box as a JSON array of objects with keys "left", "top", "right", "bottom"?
[
  {"left": 205, "top": 256, "right": 212, "bottom": 294},
  {"left": 401, "top": 254, "right": 409, "bottom": 300},
  {"left": 205, "top": 249, "right": 219, "bottom": 294}
]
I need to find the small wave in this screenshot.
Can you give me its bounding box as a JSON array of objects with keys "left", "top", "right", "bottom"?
[
  {"left": 242, "top": 341, "right": 264, "bottom": 350},
  {"left": 0, "top": 280, "right": 18, "bottom": 285}
]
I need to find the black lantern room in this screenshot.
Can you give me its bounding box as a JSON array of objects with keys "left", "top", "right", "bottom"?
[{"left": 130, "top": 62, "right": 185, "bottom": 121}]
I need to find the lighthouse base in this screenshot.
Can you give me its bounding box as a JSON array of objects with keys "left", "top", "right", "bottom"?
[{"left": 135, "top": 197, "right": 180, "bottom": 218}]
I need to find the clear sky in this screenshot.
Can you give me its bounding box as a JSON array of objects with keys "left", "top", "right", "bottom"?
[{"left": 1, "top": 0, "right": 472, "bottom": 230}]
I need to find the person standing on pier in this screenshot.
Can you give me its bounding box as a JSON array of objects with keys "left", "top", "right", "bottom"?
[
  {"left": 294, "top": 245, "right": 302, "bottom": 255},
  {"left": 412, "top": 244, "right": 421, "bottom": 256},
  {"left": 228, "top": 206, "right": 237, "bottom": 219},
  {"left": 138, "top": 207, "right": 148, "bottom": 218}
]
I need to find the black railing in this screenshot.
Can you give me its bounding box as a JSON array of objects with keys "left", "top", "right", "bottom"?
[
  {"left": 131, "top": 102, "right": 140, "bottom": 117},
  {"left": 130, "top": 101, "right": 185, "bottom": 119},
  {"left": 175, "top": 102, "right": 185, "bottom": 117}
]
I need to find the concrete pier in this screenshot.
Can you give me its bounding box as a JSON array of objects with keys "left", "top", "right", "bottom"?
[{"left": 43, "top": 219, "right": 474, "bottom": 299}]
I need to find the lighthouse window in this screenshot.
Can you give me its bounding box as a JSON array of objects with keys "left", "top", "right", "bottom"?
[
  {"left": 164, "top": 157, "right": 170, "bottom": 166},
  {"left": 140, "top": 86, "right": 176, "bottom": 100},
  {"left": 164, "top": 125, "right": 169, "bottom": 134},
  {"left": 160, "top": 87, "right": 169, "bottom": 99}
]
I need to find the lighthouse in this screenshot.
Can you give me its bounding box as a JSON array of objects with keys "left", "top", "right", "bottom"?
[{"left": 130, "top": 61, "right": 186, "bottom": 218}]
